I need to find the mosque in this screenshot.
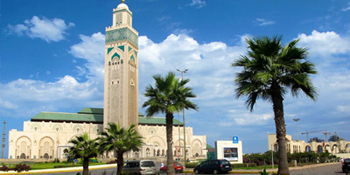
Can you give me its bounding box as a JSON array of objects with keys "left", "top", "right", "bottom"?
[{"left": 8, "top": 1, "right": 207, "bottom": 160}]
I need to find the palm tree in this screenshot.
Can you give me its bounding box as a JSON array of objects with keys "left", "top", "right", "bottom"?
[
  {"left": 99, "top": 123, "right": 143, "bottom": 175},
  {"left": 68, "top": 133, "right": 99, "bottom": 175},
  {"left": 142, "top": 72, "right": 198, "bottom": 175},
  {"left": 232, "top": 36, "right": 317, "bottom": 175}
]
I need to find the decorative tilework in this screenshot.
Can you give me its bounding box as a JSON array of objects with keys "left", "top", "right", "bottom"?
[
  {"left": 118, "top": 45, "right": 125, "bottom": 52},
  {"left": 133, "top": 50, "right": 137, "bottom": 57},
  {"left": 107, "top": 47, "right": 114, "bottom": 54},
  {"left": 128, "top": 46, "right": 132, "bottom": 52},
  {"left": 105, "top": 27, "right": 138, "bottom": 47},
  {"left": 111, "top": 52, "right": 120, "bottom": 60}
]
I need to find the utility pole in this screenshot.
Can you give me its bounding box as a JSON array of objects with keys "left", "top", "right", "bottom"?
[
  {"left": 1, "top": 121, "right": 6, "bottom": 159},
  {"left": 177, "top": 68, "right": 188, "bottom": 168}
]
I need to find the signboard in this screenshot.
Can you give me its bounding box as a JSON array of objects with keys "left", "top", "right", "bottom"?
[
  {"left": 233, "top": 136, "right": 238, "bottom": 143},
  {"left": 223, "top": 147, "right": 238, "bottom": 160}
]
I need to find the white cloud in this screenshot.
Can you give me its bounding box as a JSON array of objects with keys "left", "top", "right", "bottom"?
[
  {"left": 341, "top": 3, "right": 350, "bottom": 11},
  {"left": 255, "top": 18, "right": 275, "bottom": 26},
  {"left": 190, "top": 0, "right": 206, "bottom": 9},
  {"left": 7, "top": 16, "right": 74, "bottom": 42},
  {"left": 297, "top": 30, "right": 350, "bottom": 56},
  {"left": 223, "top": 113, "right": 273, "bottom": 126},
  {"left": 69, "top": 32, "right": 105, "bottom": 82}
]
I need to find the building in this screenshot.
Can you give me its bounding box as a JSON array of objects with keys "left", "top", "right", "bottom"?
[
  {"left": 8, "top": 1, "right": 207, "bottom": 160},
  {"left": 268, "top": 134, "right": 350, "bottom": 154},
  {"left": 215, "top": 139, "right": 243, "bottom": 164}
]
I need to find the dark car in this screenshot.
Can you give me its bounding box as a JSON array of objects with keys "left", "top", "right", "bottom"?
[
  {"left": 194, "top": 159, "right": 232, "bottom": 174},
  {"left": 159, "top": 163, "right": 183, "bottom": 173},
  {"left": 342, "top": 158, "right": 350, "bottom": 173}
]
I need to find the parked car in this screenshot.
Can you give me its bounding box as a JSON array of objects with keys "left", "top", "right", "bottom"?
[
  {"left": 342, "top": 158, "right": 350, "bottom": 173},
  {"left": 159, "top": 163, "right": 183, "bottom": 173},
  {"left": 123, "top": 160, "right": 157, "bottom": 175},
  {"left": 194, "top": 159, "right": 232, "bottom": 174}
]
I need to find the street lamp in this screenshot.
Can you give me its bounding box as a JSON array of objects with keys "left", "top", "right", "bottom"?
[
  {"left": 293, "top": 118, "right": 300, "bottom": 141},
  {"left": 177, "top": 68, "right": 188, "bottom": 167}
]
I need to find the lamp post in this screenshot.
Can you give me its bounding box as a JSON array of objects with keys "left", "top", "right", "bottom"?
[
  {"left": 293, "top": 118, "right": 300, "bottom": 141},
  {"left": 177, "top": 68, "right": 188, "bottom": 167},
  {"left": 1, "top": 121, "right": 6, "bottom": 159}
]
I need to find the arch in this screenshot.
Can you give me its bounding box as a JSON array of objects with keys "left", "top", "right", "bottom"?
[
  {"left": 39, "top": 136, "right": 54, "bottom": 159},
  {"left": 331, "top": 144, "right": 338, "bottom": 153},
  {"left": 30, "top": 123, "right": 41, "bottom": 132},
  {"left": 146, "top": 148, "right": 151, "bottom": 157},
  {"left": 346, "top": 144, "right": 350, "bottom": 153},
  {"left": 192, "top": 139, "right": 202, "bottom": 156},
  {"left": 147, "top": 136, "right": 166, "bottom": 147},
  {"left": 20, "top": 153, "right": 26, "bottom": 159},
  {"left": 305, "top": 146, "right": 311, "bottom": 152},
  {"left": 15, "top": 136, "right": 31, "bottom": 159},
  {"left": 73, "top": 125, "right": 83, "bottom": 133},
  {"left": 52, "top": 124, "right": 63, "bottom": 132},
  {"left": 317, "top": 145, "right": 323, "bottom": 153}
]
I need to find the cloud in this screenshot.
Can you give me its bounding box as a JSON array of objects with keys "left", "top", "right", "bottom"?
[
  {"left": 341, "top": 3, "right": 350, "bottom": 11},
  {"left": 297, "top": 30, "right": 350, "bottom": 56},
  {"left": 7, "top": 16, "right": 74, "bottom": 42},
  {"left": 255, "top": 18, "right": 275, "bottom": 26},
  {"left": 69, "top": 32, "right": 105, "bottom": 82},
  {"left": 190, "top": 0, "right": 206, "bottom": 9}
]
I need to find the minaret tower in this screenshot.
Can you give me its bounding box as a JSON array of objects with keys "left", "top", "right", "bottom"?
[{"left": 104, "top": 0, "right": 138, "bottom": 130}]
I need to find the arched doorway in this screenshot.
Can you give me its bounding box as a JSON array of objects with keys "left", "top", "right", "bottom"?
[
  {"left": 305, "top": 146, "right": 311, "bottom": 152},
  {"left": 20, "top": 153, "right": 26, "bottom": 159},
  {"left": 44, "top": 153, "right": 49, "bottom": 159},
  {"left": 317, "top": 145, "right": 323, "bottom": 153}
]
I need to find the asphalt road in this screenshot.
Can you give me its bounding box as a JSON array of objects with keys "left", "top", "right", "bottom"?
[{"left": 7, "top": 162, "right": 344, "bottom": 175}]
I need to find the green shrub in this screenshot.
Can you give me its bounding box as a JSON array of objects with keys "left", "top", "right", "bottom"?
[
  {"left": 185, "top": 162, "right": 200, "bottom": 168},
  {"left": 0, "top": 165, "right": 9, "bottom": 172},
  {"left": 14, "top": 164, "right": 31, "bottom": 172}
]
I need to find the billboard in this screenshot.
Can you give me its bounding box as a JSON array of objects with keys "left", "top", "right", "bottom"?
[{"left": 223, "top": 147, "right": 238, "bottom": 160}]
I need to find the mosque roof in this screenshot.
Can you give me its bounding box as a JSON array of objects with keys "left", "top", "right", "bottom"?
[{"left": 31, "top": 108, "right": 183, "bottom": 126}]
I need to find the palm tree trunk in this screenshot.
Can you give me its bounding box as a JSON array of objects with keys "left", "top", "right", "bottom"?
[
  {"left": 116, "top": 151, "right": 124, "bottom": 175},
  {"left": 272, "top": 85, "right": 290, "bottom": 175},
  {"left": 166, "top": 112, "right": 175, "bottom": 175},
  {"left": 82, "top": 158, "right": 89, "bottom": 175}
]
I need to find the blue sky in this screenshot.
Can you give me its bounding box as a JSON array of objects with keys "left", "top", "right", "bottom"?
[{"left": 1, "top": 0, "right": 350, "bottom": 158}]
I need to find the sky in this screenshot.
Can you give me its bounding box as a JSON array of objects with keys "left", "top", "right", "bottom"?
[{"left": 1, "top": 0, "right": 350, "bottom": 158}]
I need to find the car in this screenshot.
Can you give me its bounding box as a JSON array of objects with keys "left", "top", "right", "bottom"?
[
  {"left": 123, "top": 160, "right": 157, "bottom": 175},
  {"left": 342, "top": 158, "right": 350, "bottom": 173},
  {"left": 159, "top": 163, "right": 184, "bottom": 173},
  {"left": 194, "top": 159, "right": 232, "bottom": 174}
]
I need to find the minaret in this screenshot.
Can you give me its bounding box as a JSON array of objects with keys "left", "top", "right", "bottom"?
[{"left": 104, "top": 0, "right": 138, "bottom": 130}]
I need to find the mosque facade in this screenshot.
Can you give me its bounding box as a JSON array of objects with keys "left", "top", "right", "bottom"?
[{"left": 8, "top": 1, "right": 207, "bottom": 160}]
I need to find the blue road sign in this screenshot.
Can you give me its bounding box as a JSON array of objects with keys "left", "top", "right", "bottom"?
[{"left": 233, "top": 136, "right": 238, "bottom": 143}]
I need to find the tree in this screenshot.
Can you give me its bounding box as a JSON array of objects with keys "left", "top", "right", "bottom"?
[
  {"left": 99, "top": 123, "right": 143, "bottom": 175},
  {"left": 142, "top": 72, "right": 198, "bottom": 175},
  {"left": 232, "top": 36, "right": 317, "bottom": 175},
  {"left": 68, "top": 133, "right": 99, "bottom": 175}
]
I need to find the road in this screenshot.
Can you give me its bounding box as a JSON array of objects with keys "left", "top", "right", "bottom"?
[{"left": 5, "top": 162, "right": 344, "bottom": 175}]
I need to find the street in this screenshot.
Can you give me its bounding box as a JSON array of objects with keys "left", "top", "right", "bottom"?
[{"left": 6, "top": 162, "right": 344, "bottom": 175}]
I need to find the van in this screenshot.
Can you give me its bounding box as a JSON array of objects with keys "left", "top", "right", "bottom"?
[{"left": 123, "top": 160, "right": 157, "bottom": 175}]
